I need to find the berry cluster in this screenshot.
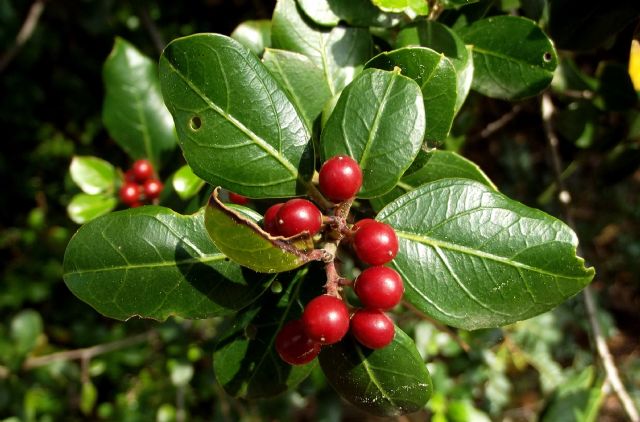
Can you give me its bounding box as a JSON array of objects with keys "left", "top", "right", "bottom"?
[
  {"left": 272, "top": 156, "right": 405, "bottom": 365},
  {"left": 119, "top": 159, "right": 163, "bottom": 207}
]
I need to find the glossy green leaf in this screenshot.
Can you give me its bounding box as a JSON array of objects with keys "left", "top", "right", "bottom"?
[
  {"left": 548, "top": 0, "right": 640, "bottom": 51},
  {"left": 298, "top": 0, "right": 403, "bottom": 28},
  {"left": 296, "top": 0, "right": 340, "bottom": 26},
  {"left": 214, "top": 267, "right": 320, "bottom": 398},
  {"left": 372, "top": 0, "right": 429, "bottom": 15},
  {"left": 263, "top": 49, "right": 332, "bottom": 130},
  {"left": 370, "top": 149, "right": 497, "bottom": 211},
  {"left": 366, "top": 47, "right": 457, "bottom": 141},
  {"left": 377, "top": 179, "right": 595, "bottom": 330},
  {"left": 172, "top": 164, "right": 205, "bottom": 201},
  {"left": 69, "top": 156, "right": 117, "bottom": 195},
  {"left": 458, "top": 16, "right": 558, "bottom": 100},
  {"left": 205, "top": 188, "right": 316, "bottom": 273},
  {"left": 230, "top": 20, "right": 271, "bottom": 57},
  {"left": 319, "top": 327, "right": 432, "bottom": 416},
  {"left": 102, "top": 37, "right": 177, "bottom": 169},
  {"left": 272, "top": 0, "right": 373, "bottom": 95},
  {"left": 159, "top": 34, "right": 313, "bottom": 198},
  {"left": 11, "top": 309, "right": 43, "bottom": 357},
  {"left": 67, "top": 193, "right": 117, "bottom": 225},
  {"left": 63, "top": 207, "right": 271, "bottom": 321},
  {"left": 396, "top": 21, "right": 474, "bottom": 113},
  {"left": 321, "top": 68, "right": 425, "bottom": 198}
]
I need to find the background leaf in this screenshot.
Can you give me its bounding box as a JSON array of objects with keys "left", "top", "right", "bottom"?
[
  {"left": 321, "top": 68, "right": 425, "bottom": 198},
  {"left": 69, "top": 156, "right": 117, "bottom": 195},
  {"left": 296, "top": 0, "right": 339, "bottom": 26},
  {"left": 214, "top": 267, "right": 321, "bottom": 398},
  {"left": 272, "top": 0, "right": 373, "bottom": 96},
  {"left": 204, "top": 189, "right": 315, "bottom": 273},
  {"left": 396, "top": 21, "right": 474, "bottom": 113},
  {"left": 366, "top": 47, "right": 458, "bottom": 142},
  {"left": 370, "top": 149, "right": 497, "bottom": 211},
  {"left": 172, "top": 164, "right": 205, "bottom": 201},
  {"left": 230, "top": 20, "right": 271, "bottom": 57},
  {"left": 11, "top": 309, "right": 43, "bottom": 358},
  {"left": 63, "top": 207, "right": 271, "bottom": 321},
  {"left": 377, "top": 179, "right": 595, "bottom": 330},
  {"left": 67, "top": 193, "right": 117, "bottom": 225},
  {"left": 319, "top": 326, "right": 432, "bottom": 416},
  {"left": 372, "top": 0, "right": 429, "bottom": 15},
  {"left": 298, "top": 0, "right": 403, "bottom": 28},
  {"left": 262, "top": 48, "right": 332, "bottom": 130},
  {"left": 458, "top": 16, "right": 557, "bottom": 100},
  {"left": 159, "top": 33, "right": 313, "bottom": 198},
  {"left": 102, "top": 37, "right": 177, "bottom": 169}
]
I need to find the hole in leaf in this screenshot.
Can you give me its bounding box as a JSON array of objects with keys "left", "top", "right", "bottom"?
[
  {"left": 190, "top": 116, "right": 202, "bottom": 131},
  {"left": 543, "top": 52, "right": 552, "bottom": 62}
]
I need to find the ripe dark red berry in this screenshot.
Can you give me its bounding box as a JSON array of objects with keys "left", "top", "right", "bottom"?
[
  {"left": 263, "top": 203, "right": 284, "bottom": 236},
  {"left": 276, "top": 199, "right": 323, "bottom": 237},
  {"left": 124, "top": 169, "right": 137, "bottom": 182},
  {"left": 143, "top": 178, "right": 163, "bottom": 200},
  {"left": 353, "top": 221, "right": 399, "bottom": 265},
  {"left": 355, "top": 266, "right": 404, "bottom": 310},
  {"left": 319, "top": 155, "right": 362, "bottom": 202},
  {"left": 229, "top": 192, "right": 250, "bottom": 205},
  {"left": 350, "top": 309, "right": 395, "bottom": 349},
  {"left": 275, "top": 320, "right": 321, "bottom": 365},
  {"left": 302, "top": 295, "right": 350, "bottom": 345},
  {"left": 119, "top": 182, "right": 141, "bottom": 206},
  {"left": 132, "top": 159, "right": 154, "bottom": 182},
  {"left": 353, "top": 218, "right": 375, "bottom": 232}
]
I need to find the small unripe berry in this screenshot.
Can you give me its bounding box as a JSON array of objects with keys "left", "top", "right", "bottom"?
[
  {"left": 119, "top": 182, "right": 142, "bottom": 206},
  {"left": 229, "top": 192, "right": 250, "bottom": 205},
  {"left": 350, "top": 309, "right": 395, "bottom": 349},
  {"left": 276, "top": 199, "right": 323, "bottom": 237},
  {"left": 355, "top": 266, "right": 404, "bottom": 310},
  {"left": 143, "top": 178, "right": 163, "bottom": 200},
  {"left": 302, "top": 295, "right": 350, "bottom": 345},
  {"left": 275, "top": 320, "right": 321, "bottom": 365},
  {"left": 132, "top": 159, "right": 154, "bottom": 182},
  {"left": 353, "top": 221, "right": 399, "bottom": 265},
  {"left": 319, "top": 155, "right": 362, "bottom": 202},
  {"left": 263, "top": 203, "right": 284, "bottom": 236}
]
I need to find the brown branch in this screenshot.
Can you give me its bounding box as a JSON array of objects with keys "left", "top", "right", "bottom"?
[
  {"left": 470, "top": 104, "right": 523, "bottom": 142},
  {"left": 541, "top": 93, "right": 640, "bottom": 422},
  {"left": 22, "top": 330, "right": 156, "bottom": 370},
  {"left": 0, "top": 0, "right": 47, "bottom": 73},
  {"left": 137, "top": 4, "right": 165, "bottom": 54}
]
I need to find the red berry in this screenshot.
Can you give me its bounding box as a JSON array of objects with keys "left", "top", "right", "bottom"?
[
  {"left": 143, "top": 178, "right": 163, "bottom": 200},
  {"left": 319, "top": 155, "right": 362, "bottom": 202},
  {"left": 275, "top": 320, "right": 321, "bottom": 365},
  {"left": 353, "top": 218, "right": 375, "bottom": 232},
  {"left": 302, "top": 295, "right": 350, "bottom": 345},
  {"left": 263, "top": 203, "right": 284, "bottom": 236},
  {"left": 124, "top": 168, "right": 137, "bottom": 182},
  {"left": 132, "top": 159, "right": 154, "bottom": 182},
  {"left": 229, "top": 192, "right": 250, "bottom": 205},
  {"left": 350, "top": 309, "right": 395, "bottom": 349},
  {"left": 276, "top": 199, "right": 323, "bottom": 237},
  {"left": 119, "top": 182, "right": 142, "bottom": 206},
  {"left": 355, "top": 266, "right": 404, "bottom": 310},
  {"left": 353, "top": 221, "right": 398, "bottom": 265}
]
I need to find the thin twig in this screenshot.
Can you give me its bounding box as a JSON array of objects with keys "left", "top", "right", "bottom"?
[
  {"left": 469, "top": 105, "right": 523, "bottom": 142},
  {"left": 541, "top": 93, "right": 640, "bottom": 422},
  {"left": 0, "top": 0, "right": 47, "bottom": 73},
  {"left": 22, "top": 330, "right": 156, "bottom": 370},
  {"left": 137, "top": 4, "right": 165, "bottom": 54}
]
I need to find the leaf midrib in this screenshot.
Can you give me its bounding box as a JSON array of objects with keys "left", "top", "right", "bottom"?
[
  {"left": 66, "top": 254, "right": 227, "bottom": 276},
  {"left": 355, "top": 344, "right": 398, "bottom": 409},
  {"left": 163, "top": 57, "right": 302, "bottom": 183},
  {"left": 397, "top": 230, "right": 587, "bottom": 280},
  {"left": 472, "top": 46, "right": 553, "bottom": 72}
]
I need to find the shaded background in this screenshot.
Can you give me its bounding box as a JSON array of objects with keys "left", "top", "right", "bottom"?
[{"left": 1, "top": 0, "right": 639, "bottom": 420}]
